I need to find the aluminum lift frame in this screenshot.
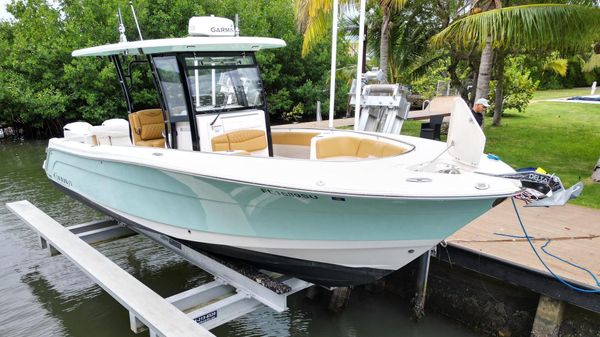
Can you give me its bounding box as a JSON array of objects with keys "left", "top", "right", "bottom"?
[
  {"left": 349, "top": 81, "right": 411, "bottom": 134},
  {"left": 7, "top": 200, "right": 311, "bottom": 337}
]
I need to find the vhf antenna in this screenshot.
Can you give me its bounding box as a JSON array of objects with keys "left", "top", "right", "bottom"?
[
  {"left": 117, "top": 7, "right": 127, "bottom": 43},
  {"left": 129, "top": 1, "right": 143, "bottom": 41},
  {"left": 235, "top": 14, "right": 240, "bottom": 37}
]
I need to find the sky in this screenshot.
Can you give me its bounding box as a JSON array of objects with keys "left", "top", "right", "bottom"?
[{"left": 0, "top": 0, "right": 13, "bottom": 21}]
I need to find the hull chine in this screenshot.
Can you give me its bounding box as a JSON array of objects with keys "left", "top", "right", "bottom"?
[{"left": 182, "top": 240, "right": 393, "bottom": 287}]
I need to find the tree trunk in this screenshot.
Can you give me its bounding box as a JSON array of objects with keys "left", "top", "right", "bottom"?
[
  {"left": 475, "top": 36, "right": 494, "bottom": 101},
  {"left": 471, "top": 66, "right": 479, "bottom": 106},
  {"left": 492, "top": 51, "right": 505, "bottom": 126},
  {"left": 593, "top": 157, "right": 600, "bottom": 182},
  {"left": 448, "top": 57, "right": 469, "bottom": 103},
  {"left": 379, "top": 6, "right": 391, "bottom": 83}
]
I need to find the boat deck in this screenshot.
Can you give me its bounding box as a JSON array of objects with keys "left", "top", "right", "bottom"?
[{"left": 448, "top": 200, "right": 600, "bottom": 289}]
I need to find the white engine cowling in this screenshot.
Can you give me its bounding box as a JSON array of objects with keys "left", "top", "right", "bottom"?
[{"left": 63, "top": 122, "right": 92, "bottom": 142}]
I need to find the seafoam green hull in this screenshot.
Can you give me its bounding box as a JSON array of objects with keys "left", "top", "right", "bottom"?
[{"left": 45, "top": 148, "right": 494, "bottom": 242}]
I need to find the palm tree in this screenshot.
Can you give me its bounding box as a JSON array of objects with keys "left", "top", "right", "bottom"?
[
  {"left": 470, "top": 1, "right": 502, "bottom": 105},
  {"left": 432, "top": 4, "right": 600, "bottom": 125},
  {"left": 294, "top": 0, "right": 406, "bottom": 82},
  {"left": 368, "top": 0, "right": 445, "bottom": 84},
  {"left": 377, "top": 0, "right": 407, "bottom": 82}
]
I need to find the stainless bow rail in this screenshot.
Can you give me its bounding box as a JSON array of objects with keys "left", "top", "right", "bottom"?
[{"left": 7, "top": 200, "right": 311, "bottom": 337}]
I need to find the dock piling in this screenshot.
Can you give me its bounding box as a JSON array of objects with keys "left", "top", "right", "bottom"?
[
  {"left": 328, "top": 287, "right": 352, "bottom": 313},
  {"left": 531, "top": 295, "right": 565, "bottom": 337},
  {"left": 305, "top": 285, "right": 321, "bottom": 300},
  {"left": 410, "top": 250, "right": 431, "bottom": 321}
]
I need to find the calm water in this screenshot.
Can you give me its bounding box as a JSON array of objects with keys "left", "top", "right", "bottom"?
[{"left": 0, "top": 140, "right": 481, "bottom": 337}]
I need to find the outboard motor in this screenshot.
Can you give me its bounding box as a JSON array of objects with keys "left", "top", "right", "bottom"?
[{"left": 63, "top": 122, "right": 93, "bottom": 143}]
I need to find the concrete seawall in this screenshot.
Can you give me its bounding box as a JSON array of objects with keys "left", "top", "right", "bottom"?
[{"left": 382, "top": 255, "right": 600, "bottom": 337}]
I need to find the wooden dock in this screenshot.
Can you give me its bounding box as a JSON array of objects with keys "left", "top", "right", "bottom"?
[
  {"left": 274, "top": 110, "right": 444, "bottom": 129},
  {"left": 274, "top": 117, "right": 355, "bottom": 129},
  {"left": 448, "top": 200, "right": 600, "bottom": 289}
]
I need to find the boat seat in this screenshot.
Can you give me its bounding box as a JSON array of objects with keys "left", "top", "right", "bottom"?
[
  {"left": 211, "top": 129, "right": 267, "bottom": 153},
  {"left": 270, "top": 131, "right": 320, "bottom": 159},
  {"left": 271, "top": 131, "right": 320, "bottom": 146},
  {"left": 312, "top": 136, "right": 408, "bottom": 160},
  {"left": 89, "top": 119, "right": 132, "bottom": 146},
  {"left": 128, "top": 109, "right": 165, "bottom": 148}
]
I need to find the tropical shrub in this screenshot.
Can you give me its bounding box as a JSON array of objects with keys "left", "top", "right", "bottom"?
[
  {"left": 283, "top": 103, "right": 304, "bottom": 122},
  {"left": 0, "top": 0, "right": 353, "bottom": 136},
  {"left": 489, "top": 56, "right": 539, "bottom": 113}
]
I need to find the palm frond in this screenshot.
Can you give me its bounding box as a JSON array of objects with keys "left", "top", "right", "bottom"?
[
  {"left": 431, "top": 4, "right": 600, "bottom": 53},
  {"left": 294, "top": 0, "right": 354, "bottom": 56},
  {"left": 404, "top": 51, "right": 449, "bottom": 80},
  {"left": 583, "top": 53, "right": 600, "bottom": 72},
  {"left": 302, "top": 11, "right": 331, "bottom": 56},
  {"left": 543, "top": 58, "right": 568, "bottom": 77},
  {"left": 379, "top": 0, "right": 408, "bottom": 11}
]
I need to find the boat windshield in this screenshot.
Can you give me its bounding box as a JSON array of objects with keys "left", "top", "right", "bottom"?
[{"left": 184, "top": 54, "right": 264, "bottom": 113}]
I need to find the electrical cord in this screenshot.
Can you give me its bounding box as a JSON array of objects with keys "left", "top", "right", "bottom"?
[{"left": 508, "top": 197, "right": 600, "bottom": 293}]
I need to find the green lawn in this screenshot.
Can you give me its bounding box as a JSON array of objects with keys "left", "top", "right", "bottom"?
[
  {"left": 532, "top": 87, "right": 593, "bottom": 101},
  {"left": 483, "top": 100, "right": 600, "bottom": 209},
  {"left": 401, "top": 90, "right": 600, "bottom": 209}
]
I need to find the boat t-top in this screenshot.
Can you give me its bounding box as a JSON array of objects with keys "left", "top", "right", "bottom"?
[{"left": 45, "top": 16, "right": 580, "bottom": 286}]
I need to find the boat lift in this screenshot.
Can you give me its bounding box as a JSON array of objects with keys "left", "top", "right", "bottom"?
[
  {"left": 349, "top": 80, "right": 411, "bottom": 135},
  {"left": 7, "top": 200, "right": 311, "bottom": 337}
]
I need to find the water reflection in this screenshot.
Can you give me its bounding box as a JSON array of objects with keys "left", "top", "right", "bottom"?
[{"left": 20, "top": 238, "right": 210, "bottom": 337}]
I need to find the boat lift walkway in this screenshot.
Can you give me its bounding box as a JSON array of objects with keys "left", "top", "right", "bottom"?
[{"left": 7, "top": 200, "right": 311, "bottom": 337}]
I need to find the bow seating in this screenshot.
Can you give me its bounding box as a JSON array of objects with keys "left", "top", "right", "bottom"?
[{"left": 311, "top": 135, "right": 408, "bottom": 160}]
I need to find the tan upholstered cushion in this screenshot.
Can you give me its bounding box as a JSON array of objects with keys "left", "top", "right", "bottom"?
[
  {"left": 211, "top": 134, "right": 231, "bottom": 151},
  {"left": 211, "top": 129, "right": 267, "bottom": 153},
  {"left": 356, "top": 139, "right": 382, "bottom": 158},
  {"left": 271, "top": 131, "right": 320, "bottom": 146},
  {"left": 128, "top": 109, "right": 165, "bottom": 147},
  {"left": 128, "top": 113, "right": 142, "bottom": 144},
  {"left": 317, "top": 136, "right": 407, "bottom": 159},
  {"left": 381, "top": 143, "right": 407, "bottom": 156},
  {"left": 136, "top": 109, "right": 164, "bottom": 140},
  {"left": 316, "top": 137, "right": 361, "bottom": 159},
  {"left": 356, "top": 139, "right": 406, "bottom": 157},
  {"left": 136, "top": 138, "right": 165, "bottom": 148},
  {"left": 227, "top": 130, "right": 267, "bottom": 152}
]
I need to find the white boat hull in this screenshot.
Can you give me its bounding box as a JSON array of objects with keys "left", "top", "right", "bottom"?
[{"left": 45, "top": 131, "right": 519, "bottom": 285}]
